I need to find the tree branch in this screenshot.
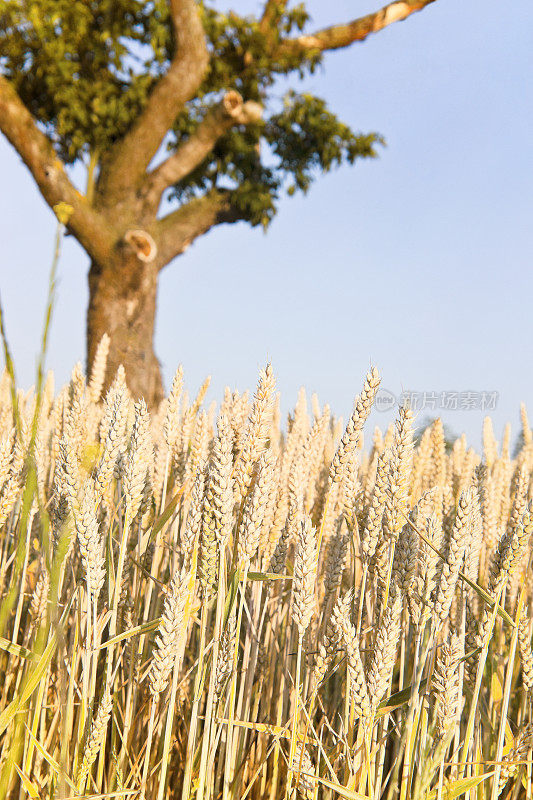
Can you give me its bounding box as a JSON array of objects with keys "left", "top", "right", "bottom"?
[
  {"left": 275, "top": 0, "right": 437, "bottom": 57},
  {"left": 0, "top": 75, "right": 113, "bottom": 266},
  {"left": 259, "top": 0, "right": 288, "bottom": 34},
  {"left": 99, "top": 0, "right": 209, "bottom": 199},
  {"left": 154, "top": 191, "right": 241, "bottom": 268},
  {"left": 143, "top": 91, "right": 262, "bottom": 210}
]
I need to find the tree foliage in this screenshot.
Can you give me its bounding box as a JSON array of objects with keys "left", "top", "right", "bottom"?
[
  {"left": 0, "top": 0, "right": 168, "bottom": 161},
  {"left": 0, "top": 0, "right": 383, "bottom": 226},
  {"left": 0, "top": 0, "right": 437, "bottom": 402}
]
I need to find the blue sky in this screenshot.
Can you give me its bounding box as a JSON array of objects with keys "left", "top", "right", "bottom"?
[{"left": 0, "top": 0, "right": 531, "bottom": 448}]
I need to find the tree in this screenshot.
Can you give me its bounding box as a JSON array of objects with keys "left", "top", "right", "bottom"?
[{"left": 0, "top": 0, "right": 437, "bottom": 405}]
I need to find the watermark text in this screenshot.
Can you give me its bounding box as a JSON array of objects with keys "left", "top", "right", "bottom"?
[{"left": 375, "top": 389, "right": 499, "bottom": 413}]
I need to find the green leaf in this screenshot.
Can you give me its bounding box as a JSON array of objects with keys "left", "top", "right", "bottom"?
[
  {"left": 297, "top": 771, "right": 370, "bottom": 800},
  {"left": 95, "top": 617, "right": 162, "bottom": 650},
  {"left": 376, "top": 678, "right": 428, "bottom": 717},
  {"left": 223, "top": 569, "right": 240, "bottom": 627},
  {"left": 23, "top": 724, "right": 77, "bottom": 791},
  {"left": 460, "top": 573, "right": 515, "bottom": 628},
  {"left": 13, "top": 763, "right": 39, "bottom": 798},
  {"left": 426, "top": 772, "right": 494, "bottom": 799},
  {"left": 150, "top": 488, "right": 182, "bottom": 537},
  {"left": 247, "top": 571, "right": 292, "bottom": 582},
  {"left": 0, "top": 590, "right": 76, "bottom": 736},
  {"left": 0, "top": 638, "right": 37, "bottom": 662}
]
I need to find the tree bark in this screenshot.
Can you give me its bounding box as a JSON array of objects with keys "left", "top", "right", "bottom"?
[
  {"left": 84, "top": 192, "right": 242, "bottom": 406},
  {"left": 1, "top": 2, "right": 439, "bottom": 411},
  {"left": 275, "top": 0, "right": 436, "bottom": 57},
  {"left": 87, "top": 255, "right": 165, "bottom": 408},
  {"left": 0, "top": 75, "right": 114, "bottom": 267},
  {"left": 98, "top": 0, "right": 209, "bottom": 198}
]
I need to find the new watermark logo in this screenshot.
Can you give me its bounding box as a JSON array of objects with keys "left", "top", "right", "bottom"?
[
  {"left": 375, "top": 389, "right": 396, "bottom": 413},
  {"left": 374, "top": 389, "right": 499, "bottom": 413}
]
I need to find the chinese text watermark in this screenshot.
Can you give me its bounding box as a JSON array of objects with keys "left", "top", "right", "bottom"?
[{"left": 375, "top": 389, "right": 499, "bottom": 413}]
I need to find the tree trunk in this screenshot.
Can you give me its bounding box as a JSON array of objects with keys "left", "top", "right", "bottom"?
[{"left": 87, "top": 256, "right": 165, "bottom": 408}]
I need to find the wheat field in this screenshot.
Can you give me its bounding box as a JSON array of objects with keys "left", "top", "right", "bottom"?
[{"left": 0, "top": 335, "right": 532, "bottom": 800}]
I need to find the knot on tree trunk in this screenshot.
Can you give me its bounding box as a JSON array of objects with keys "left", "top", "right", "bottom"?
[
  {"left": 124, "top": 229, "right": 157, "bottom": 263},
  {"left": 222, "top": 90, "right": 243, "bottom": 117},
  {"left": 222, "top": 90, "right": 263, "bottom": 125}
]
